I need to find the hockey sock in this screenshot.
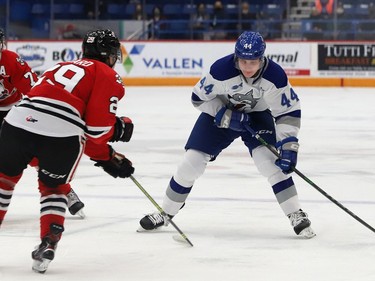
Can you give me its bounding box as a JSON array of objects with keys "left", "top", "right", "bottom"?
[{"left": 0, "top": 172, "right": 22, "bottom": 223}]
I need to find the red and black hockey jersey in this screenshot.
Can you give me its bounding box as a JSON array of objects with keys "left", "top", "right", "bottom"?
[
  {"left": 0, "top": 49, "right": 38, "bottom": 111},
  {"left": 5, "top": 58, "right": 126, "bottom": 161}
]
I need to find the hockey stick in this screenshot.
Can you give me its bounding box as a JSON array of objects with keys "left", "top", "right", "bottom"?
[
  {"left": 243, "top": 123, "right": 375, "bottom": 234},
  {"left": 129, "top": 175, "right": 194, "bottom": 246}
]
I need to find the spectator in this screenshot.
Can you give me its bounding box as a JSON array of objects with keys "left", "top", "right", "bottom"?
[
  {"left": 149, "top": 6, "right": 166, "bottom": 40},
  {"left": 358, "top": 2, "right": 375, "bottom": 40},
  {"left": 255, "top": 4, "right": 283, "bottom": 39},
  {"left": 190, "top": 2, "right": 210, "bottom": 40},
  {"left": 305, "top": 7, "right": 325, "bottom": 40},
  {"left": 133, "top": 3, "right": 146, "bottom": 20},
  {"left": 369, "top": 1, "right": 375, "bottom": 19},
  {"left": 335, "top": 1, "right": 351, "bottom": 40},
  {"left": 227, "top": 1, "right": 257, "bottom": 40},
  {"left": 210, "top": 0, "right": 227, "bottom": 40},
  {"left": 336, "top": 1, "right": 345, "bottom": 18},
  {"left": 254, "top": 10, "right": 271, "bottom": 39},
  {"left": 238, "top": 2, "right": 257, "bottom": 31}
]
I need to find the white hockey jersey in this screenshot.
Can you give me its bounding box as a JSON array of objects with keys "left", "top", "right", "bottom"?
[{"left": 191, "top": 54, "right": 301, "bottom": 141}]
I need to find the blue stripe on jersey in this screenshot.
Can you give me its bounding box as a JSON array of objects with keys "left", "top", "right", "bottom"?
[
  {"left": 262, "top": 59, "right": 288, "bottom": 89},
  {"left": 272, "top": 177, "right": 294, "bottom": 194},
  {"left": 191, "top": 92, "right": 202, "bottom": 102},
  {"left": 275, "top": 110, "right": 301, "bottom": 121},
  {"left": 210, "top": 54, "right": 240, "bottom": 81},
  {"left": 170, "top": 177, "right": 191, "bottom": 194}
]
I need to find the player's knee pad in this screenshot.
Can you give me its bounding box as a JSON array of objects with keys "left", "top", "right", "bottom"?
[
  {"left": 252, "top": 146, "right": 280, "bottom": 178},
  {"left": 253, "top": 146, "right": 289, "bottom": 185},
  {"left": 174, "top": 149, "right": 210, "bottom": 187}
]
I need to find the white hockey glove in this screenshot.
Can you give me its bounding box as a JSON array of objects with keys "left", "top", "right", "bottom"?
[{"left": 214, "top": 107, "right": 250, "bottom": 132}]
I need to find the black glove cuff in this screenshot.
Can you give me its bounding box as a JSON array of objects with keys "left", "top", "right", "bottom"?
[{"left": 110, "top": 117, "right": 134, "bottom": 142}]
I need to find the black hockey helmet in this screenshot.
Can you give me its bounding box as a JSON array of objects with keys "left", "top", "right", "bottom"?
[
  {"left": 82, "top": 29, "right": 121, "bottom": 67},
  {"left": 0, "top": 28, "right": 5, "bottom": 52}
]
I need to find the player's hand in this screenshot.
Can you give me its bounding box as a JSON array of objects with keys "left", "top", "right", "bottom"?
[
  {"left": 93, "top": 150, "right": 134, "bottom": 178},
  {"left": 214, "top": 107, "right": 250, "bottom": 132},
  {"left": 110, "top": 116, "right": 134, "bottom": 142},
  {"left": 275, "top": 137, "right": 299, "bottom": 174}
]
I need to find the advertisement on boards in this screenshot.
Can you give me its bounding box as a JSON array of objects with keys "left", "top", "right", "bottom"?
[
  {"left": 317, "top": 43, "right": 375, "bottom": 77},
  {"left": 8, "top": 41, "right": 311, "bottom": 78}
]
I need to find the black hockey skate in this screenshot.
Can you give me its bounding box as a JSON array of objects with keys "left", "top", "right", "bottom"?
[
  {"left": 138, "top": 212, "right": 173, "bottom": 231},
  {"left": 288, "top": 209, "right": 316, "bottom": 238},
  {"left": 67, "top": 189, "right": 85, "bottom": 218},
  {"left": 32, "top": 223, "right": 64, "bottom": 274}
]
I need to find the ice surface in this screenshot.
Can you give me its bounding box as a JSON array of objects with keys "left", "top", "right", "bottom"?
[{"left": 1, "top": 86, "right": 375, "bottom": 280}]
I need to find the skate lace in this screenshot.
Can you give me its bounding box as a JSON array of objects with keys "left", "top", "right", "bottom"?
[
  {"left": 148, "top": 213, "right": 165, "bottom": 226},
  {"left": 288, "top": 210, "right": 308, "bottom": 227}
]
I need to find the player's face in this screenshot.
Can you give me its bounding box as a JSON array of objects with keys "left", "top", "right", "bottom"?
[
  {"left": 108, "top": 55, "right": 118, "bottom": 68},
  {"left": 107, "top": 50, "right": 121, "bottom": 68},
  {"left": 238, "top": 58, "right": 261, "bottom": 78}
]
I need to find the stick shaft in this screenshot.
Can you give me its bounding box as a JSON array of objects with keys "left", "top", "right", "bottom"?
[{"left": 244, "top": 124, "right": 375, "bottom": 234}]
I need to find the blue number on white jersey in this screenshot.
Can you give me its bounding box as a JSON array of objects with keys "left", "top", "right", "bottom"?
[
  {"left": 281, "top": 88, "right": 299, "bottom": 108},
  {"left": 199, "top": 77, "right": 213, "bottom": 95},
  {"left": 290, "top": 88, "right": 299, "bottom": 102},
  {"left": 281, "top": 93, "right": 291, "bottom": 107}
]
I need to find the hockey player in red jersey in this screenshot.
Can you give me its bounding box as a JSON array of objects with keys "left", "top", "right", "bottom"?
[
  {"left": 0, "top": 28, "right": 85, "bottom": 218},
  {"left": 0, "top": 28, "right": 38, "bottom": 120},
  {"left": 0, "top": 29, "right": 135, "bottom": 273}
]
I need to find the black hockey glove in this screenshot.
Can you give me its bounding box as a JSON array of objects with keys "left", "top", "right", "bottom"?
[
  {"left": 93, "top": 150, "right": 135, "bottom": 178},
  {"left": 110, "top": 116, "right": 134, "bottom": 142}
]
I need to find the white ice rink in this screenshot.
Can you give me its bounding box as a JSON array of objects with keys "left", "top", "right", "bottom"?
[{"left": 1, "top": 86, "right": 375, "bottom": 281}]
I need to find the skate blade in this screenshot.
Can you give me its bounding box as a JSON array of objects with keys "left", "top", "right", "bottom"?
[
  {"left": 299, "top": 227, "right": 316, "bottom": 239},
  {"left": 76, "top": 210, "right": 86, "bottom": 219},
  {"left": 32, "top": 259, "right": 51, "bottom": 274},
  {"left": 136, "top": 226, "right": 162, "bottom": 233}
]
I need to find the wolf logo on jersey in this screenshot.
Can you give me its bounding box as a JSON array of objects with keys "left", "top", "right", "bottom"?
[{"left": 228, "top": 86, "right": 262, "bottom": 111}]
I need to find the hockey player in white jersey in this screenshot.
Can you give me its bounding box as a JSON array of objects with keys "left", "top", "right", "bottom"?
[{"left": 139, "top": 31, "right": 315, "bottom": 238}]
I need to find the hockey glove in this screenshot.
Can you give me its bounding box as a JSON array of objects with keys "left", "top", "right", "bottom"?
[
  {"left": 110, "top": 116, "right": 134, "bottom": 142},
  {"left": 93, "top": 150, "right": 135, "bottom": 178},
  {"left": 214, "top": 107, "right": 250, "bottom": 132},
  {"left": 275, "top": 137, "right": 299, "bottom": 174}
]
